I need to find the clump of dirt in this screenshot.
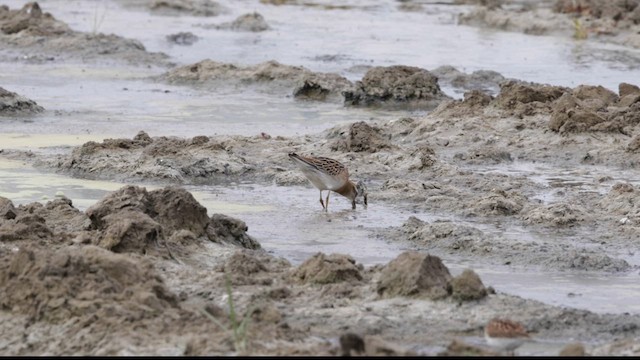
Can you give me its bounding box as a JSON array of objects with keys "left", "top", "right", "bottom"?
[
  {"left": 432, "top": 65, "right": 507, "bottom": 94},
  {"left": 343, "top": 65, "right": 452, "bottom": 109},
  {"left": 18, "top": 196, "right": 90, "bottom": 234},
  {"left": 166, "top": 31, "right": 199, "bottom": 45},
  {"left": 376, "top": 251, "right": 452, "bottom": 300},
  {"left": 207, "top": 214, "right": 261, "bottom": 249},
  {"left": 0, "top": 212, "right": 54, "bottom": 242},
  {"left": 494, "top": 80, "right": 569, "bottom": 116},
  {"left": 0, "top": 245, "right": 179, "bottom": 323},
  {"left": 521, "top": 203, "right": 586, "bottom": 227},
  {"left": 458, "top": 0, "right": 640, "bottom": 49},
  {"left": 59, "top": 131, "right": 254, "bottom": 184},
  {"left": 212, "top": 12, "right": 270, "bottom": 32},
  {"left": 328, "top": 121, "right": 395, "bottom": 153},
  {"left": 162, "top": 59, "right": 353, "bottom": 99},
  {"left": 469, "top": 188, "right": 527, "bottom": 216},
  {"left": 0, "top": 2, "right": 170, "bottom": 65},
  {"left": 559, "top": 342, "right": 587, "bottom": 356},
  {"left": 0, "top": 197, "right": 17, "bottom": 219},
  {"left": 150, "top": 0, "right": 227, "bottom": 16},
  {"left": 438, "top": 339, "right": 498, "bottom": 356},
  {"left": 0, "top": 86, "right": 44, "bottom": 115},
  {"left": 0, "top": 196, "right": 91, "bottom": 244},
  {"left": 449, "top": 269, "right": 488, "bottom": 301},
  {"left": 84, "top": 184, "right": 259, "bottom": 255},
  {"left": 291, "top": 252, "right": 363, "bottom": 284},
  {"left": 0, "top": 2, "right": 69, "bottom": 36},
  {"left": 553, "top": 0, "right": 639, "bottom": 22}
]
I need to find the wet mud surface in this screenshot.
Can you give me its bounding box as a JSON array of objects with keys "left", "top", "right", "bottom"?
[{"left": 2, "top": 0, "right": 640, "bottom": 356}]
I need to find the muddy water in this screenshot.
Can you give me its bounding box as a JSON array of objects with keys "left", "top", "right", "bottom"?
[{"left": 2, "top": 159, "right": 639, "bottom": 315}]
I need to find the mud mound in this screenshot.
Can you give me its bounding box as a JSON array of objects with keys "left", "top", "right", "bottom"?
[
  {"left": 214, "top": 12, "right": 270, "bottom": 32},
  {"left": 0, "top": 212, "right": 53, "bottom": 242},
  {"left": 292, "top": 253, "right": 363, "bottom": 284},
  {"left": 403, "top": 219, "right": 489, "bottom": 252},
  {"left": 521, "top": 203, "right": 586, "bottom": 227},
  {"left": 0, "top": 2, "right": 69, "bottom": 36},
  {"left": 432, "top": 65, "right": 506, "bottom": 93},
  {"left": 469, "top": 189, "right": 526, "bottom": 216},
  {"left": 554, "top": 0, "right": 640, "bottom": 21},
  {"left": 547, "top": 83, "right": 640, "bottom": 133},
  {"left": 548, "top": 250, "right": 630, "bottom": 272},
  {"left": 328, "top": 121, "right": 394, "bottom": 153},
  {"left": 450, "top": 269, "right": 488, "bottom": 301},
  {"left": 222, "top": 251, "right": 268, "bottom": 276},
  {"left": 0, "top": 3, "right": 169, "bottom": 65},
  {"left": 0, "top": 196, "right": 91, "bottom": 243},
  {"left": 163, "top": 59, "right": 352, "bottom": 98},
  {"left": 166, "top": 31, "right": 199, "bottom": 45},
  {"left": 150, "top": 0, "right": 226, "bottom": 16},
  {"left": 85, "top": 185, "right": 214, "bottom": 253},
  {"left": 293, "top": 73, "right": 355, "bottom": 101},
  {"left": 18, "top": 196, "right": 90, "bottom": 234},
  {"left": 377, "top": 251, "right": 452, "bottom": 300},
  {"left": 343, "top": 65, "right": 452, "bottom": 109},
  {"left": 494, "top": 80, "right": 568, "bottom": 115},
  {"left": 207, "top": 214, "right": 260, "bottom": 249},
  {"left": 0, "top": 245, "right": 178, "bottom": 323},
  {"left": 61, "top": 132, "right": 253, "bottom": 183},
  {"left": 0, "top": 197, "right": 17, "bottom": 219},
  {"left": 0, "top": 86, "right": 44, "bottom": 115}
]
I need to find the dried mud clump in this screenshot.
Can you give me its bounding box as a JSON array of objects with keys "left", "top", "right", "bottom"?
[
  {"left": 541, "top": 83, "right": 640, "bottom": 134},
  {"left": 469, "top": 189, "right": 526, "bottom": 216},
  {"left": 377, "top": 251, "right": 452, "bottom": 300},
  {"left": 214, "top": 12, "right": 270, "bottom": 32},
  {"left": 166, "top": 31, "right": 199, "bottom": 45},
  {"left": 86, "top": 185, "right": 209, "bottom": 254},
  {"left": 207, "top": 214, "right": 261, "bottom": 249},
  {"left": 0, "top": 245, "right": 178, "bottom": 323},
  {"left": 431, "top": 65, "right": 506, "bottom": 93},
  {"left": 0, "top": 212, "right": 54, "bottom": 242},
  {"left": 163, "top": 60, "right": 352, "bottom": 99},
  {"left": 449, "top": 269, "right": 488, "bottom": 301},
  {"left": 0, "top": 86, "right": 44, "bottom": 115},
  {"left": 0, "top": 197, "right": 17, "bottom": 220},
  {"left": 494, "top": 80, "right": 568, "bottom": 115},
  {"left": 292, "top": 252, "right": 363, "bottom": 284},
  {"left": 343, "top": 65, "right": 452, "bottom": 109},
  {"left": 521, "top": 203, "right": 586, "bottom": 227},
  {"left": 0, "top": 3, "right": 169, "bottom": 65},
  {"left": 0, "top": 2, "right": 70, "bottom": 36},
  {"left": 328, "top": 121, "right": 394, "bottom": 153},
  {"left": 85, "top": 185, "right": 259, "bottom": 253},
  {"left": 61, "top": 131, "right": 253, "bottom": 184},
  {"left": 550, "top": 250, "right": 630, "bottom": 272},
  {"left": 150, "top": 0, "right": 227, "bottom": 16}
]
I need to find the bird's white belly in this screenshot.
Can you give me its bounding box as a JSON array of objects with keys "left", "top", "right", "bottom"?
[
  {"left": 301, "top": 168, "right": 343, "bottom": 191},
  {"left": 485, "top": 335, "right": 525, "bottom": 351}
]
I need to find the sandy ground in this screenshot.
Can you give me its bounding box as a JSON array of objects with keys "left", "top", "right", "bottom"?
[{"left": 2, "top": 0, "right": 640, "bottom": 356}]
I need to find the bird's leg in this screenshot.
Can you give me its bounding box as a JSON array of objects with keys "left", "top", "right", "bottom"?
[
  {"left": 325, "top": 191, "right": 330, "bottom": 212},
  {"left": 319, "top": 190, "right": 325, "bottom": 210}
]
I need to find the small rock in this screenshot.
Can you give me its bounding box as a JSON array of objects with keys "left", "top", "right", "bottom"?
[
  {"left": 559, "top": 342, "right": 586, "bottom": 356},
  {"left": 377, "top": 251, "right": 452, "bottom": 300},
  {"left": 450, "top": 269, "right": 488, "bottom": 301}
]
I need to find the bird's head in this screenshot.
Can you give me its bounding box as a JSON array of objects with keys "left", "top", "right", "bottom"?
[{"left": 350, "top": 180, "right": 368, "bottom": 210}]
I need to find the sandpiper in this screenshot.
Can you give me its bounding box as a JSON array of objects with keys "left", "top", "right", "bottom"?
[
  {"left": 288, "top": 152, "right": 367, "bottom": 211},
  {"left": 484, "top": 318, "right": 530, "bottom": 355}
]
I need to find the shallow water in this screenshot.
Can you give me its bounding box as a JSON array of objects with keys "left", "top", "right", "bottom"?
[{"left": 2, "top": 160, "right": 640, "bottom": 314}]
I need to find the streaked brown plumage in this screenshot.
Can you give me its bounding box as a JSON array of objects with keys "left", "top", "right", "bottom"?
[
  {"left": 484, "top": 318, "right": 530, "bottom": 353},
  {"left": 288, "top": 152, "right": 367, "bottom": 211}
]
